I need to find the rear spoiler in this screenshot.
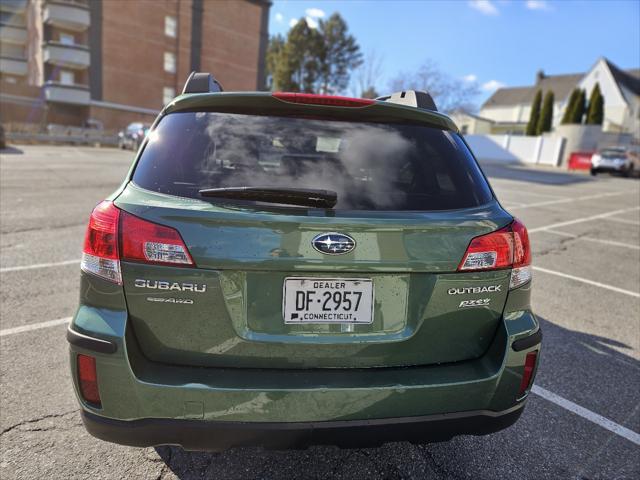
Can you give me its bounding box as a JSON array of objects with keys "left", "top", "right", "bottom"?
[{"left": 181, "top": 73, "right": 436, "bottom": 114}]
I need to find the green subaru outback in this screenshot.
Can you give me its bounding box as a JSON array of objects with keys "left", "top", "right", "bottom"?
[{"left": 68, "top": 73, "right": 541, "bottom": 450}]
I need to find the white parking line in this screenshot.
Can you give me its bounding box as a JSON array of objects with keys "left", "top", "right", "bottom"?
[
  {"left": 0, "top": 259, "right": 80, "bottom": 273},
  {"left": 532, "top": 266, "right": 640, "bottom": 298},
  {"left": 542, "top": 230, "right": 640, "bottom": 250},
  {"left": 501, "top": 202, "right": 527, "bottom": 209},
  {"left": 602, "top": 217, "right": 640, "bottom": 226},
  {"left": 528, "top": 206, "right": 640, "bottom": 233},
  {"left": 532, "top": 385, "right": 640, "bottom": 446},
  {"left": 510, "top": 191, "right": 636, "bottom": 210},
  {"left": 0, "top": 317, "right": 71, "bottom": 337},
  {"left": 493, "top": 188, "right": 566, "bottom": 199}
]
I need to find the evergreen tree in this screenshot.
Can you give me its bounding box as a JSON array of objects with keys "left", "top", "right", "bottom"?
[
  {"left": 536, "top": 91, "right": 554, "bottom": 135},
  {"left": 361, "top": 86, "right": 379, "bottom": 99},
  {"left": 264, "top": 14, "right": 361, "bottom": 94},
  {"left": 286, "top": 19, "right": 323, "bottom": 92},
  {"left": 264, "top": 19, "right": 323, "bottom": 92},
  {"left": 571, "top": 89, "right": 587, "bottom": 124},
  {"left": 526, "top": 90, "right": 542, "bottom": 136},
  {"left": 317, "top": 13, "right": 362, "bottom": 94},
  {"left": 586, "top": 83, "right": 604, "bottom": 125},
  {"left": 561, "top": 89, "right": 579, "bottom": 124},
  {"left": 265, "top": 35, "right": 289, "bottom": 90}
]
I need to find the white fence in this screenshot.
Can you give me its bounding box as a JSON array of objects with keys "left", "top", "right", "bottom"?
[{"left": 465, "top": 134, "right": 565, "bottom": 167}]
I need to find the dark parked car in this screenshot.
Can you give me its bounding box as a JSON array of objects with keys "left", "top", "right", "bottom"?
[{"left": 117, "top": 122, "right": 150, "bottom": 150}]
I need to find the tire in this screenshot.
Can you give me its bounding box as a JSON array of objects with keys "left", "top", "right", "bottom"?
[{"left": 590, "top": 168, "right": 597, "bottom": 176}]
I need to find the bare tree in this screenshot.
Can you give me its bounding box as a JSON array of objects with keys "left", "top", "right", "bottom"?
[
  {"left": 353, "top": 49, "right": 384, "bottom": 98},
  {"left": 388, "top": 60, "right": 480, "bottom": 113}
]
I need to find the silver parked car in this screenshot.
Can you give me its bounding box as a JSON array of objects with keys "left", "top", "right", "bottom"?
[{"left": 591, "top": 146, "right": 640, "bottom": 177}]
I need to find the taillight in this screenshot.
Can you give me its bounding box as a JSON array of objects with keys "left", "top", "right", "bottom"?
[
  {"left": 510, "top": 219, "right": 532, "bottom": 289},
  {"left": 518, "top": 350, "right": 538, "bottom": 397},
  {"left": 81, "top": 202, "right": 194, "bottom": 284},
  {"left": 81, "top": 201, "right": 121, "bottom": 284},
  {"left": 120, "top": 211, "right": 193, "bottom": 266},
  {"left": 273, "top": 92, "right": 375, "bottom": 107},
  {"left": 77, "top": 354, "right": 101, "bottom": 405},
  {"left": 458, "top": 219, "right": 532, "bottom": 290}
]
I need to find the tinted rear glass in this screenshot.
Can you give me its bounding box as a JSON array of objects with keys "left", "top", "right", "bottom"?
[
  {"left": 600, "top": 149, "right": 626, "bottom": 158},
  {"left": 132, "top": 112, "right": 493, "bottom": 211}
]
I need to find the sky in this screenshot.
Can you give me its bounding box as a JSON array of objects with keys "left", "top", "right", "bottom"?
[{"left": 269, "top": 0, "right": 640, "bottom": 106}]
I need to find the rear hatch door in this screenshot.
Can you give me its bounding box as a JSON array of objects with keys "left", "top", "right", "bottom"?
[{"left": 117, "top": 104, "right": 512, "bottom": 369}]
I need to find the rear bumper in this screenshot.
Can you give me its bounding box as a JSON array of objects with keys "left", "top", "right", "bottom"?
[
  {"left": 68, "top": 283, "right": 541, "bottom": 449},
  {"left": 591, "top": 164, "right": 629, "bottom": 173},
  {"left": 82, "top": 404, "right": 524, "bottom": 451}
]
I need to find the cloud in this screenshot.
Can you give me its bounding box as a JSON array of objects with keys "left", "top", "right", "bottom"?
[
  {"left": 288, "top": 17, "right": 319, "bottom": 30},
  {"left": 305, "top": 16, "right": 319, "bottom": 29},
  {"left": 525, "top": 0, "right": 551, "bottom": 10},
  {"left": 482, "top": 80, "right": 506, "bottom": 91},
  {"left": 274, "top": 12, "right": 284, "bottom": 23},
  {"left": 468, "top": 0, "right": 499, "bottom": 15},
  {"left": 305, "top": 8, "right": 326, "bottom": 18},
  {"left": 463, "top": 74, "right": 477, "bottom": 83}
]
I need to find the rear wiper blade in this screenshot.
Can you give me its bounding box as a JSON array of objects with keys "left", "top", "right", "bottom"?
[{"left": 198, "top": 186, "right": 337, "bottom": 208}]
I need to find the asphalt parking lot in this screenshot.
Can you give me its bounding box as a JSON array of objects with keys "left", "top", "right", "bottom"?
[{"left": 1, "top": 145, "right": 639, "bottom": 480}]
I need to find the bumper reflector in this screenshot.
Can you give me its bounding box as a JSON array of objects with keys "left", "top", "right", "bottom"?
[
  {"left": 80, "top": 252, "right": 121, "bottom": 284},
  {"left": 77, "top": 354, "right": 101, "bottom": 406},
  {"left": 510, "top": 265, "right": 532, "bottom": 290},
  {"left": 518, "top": 350, "right": 538, "bottom": 397}
]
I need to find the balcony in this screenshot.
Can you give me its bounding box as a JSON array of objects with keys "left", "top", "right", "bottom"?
[
  {"left": 43, "top": 82, "right": 90, "bottom": 105},
  {"left": 43, "top": 42, "right": 90, "bottom": 69},
  {"left": 43, "top": 1, "right": 90, "bottom": 31},
  {"left": 0, "top": 25, "right": 27, "bottom": 44},
  {"left": 0, "top": 0, "right": 27, "bottom": 13},
  {"left": 0, "top": 56, "right": 27, "bottom": 76}
]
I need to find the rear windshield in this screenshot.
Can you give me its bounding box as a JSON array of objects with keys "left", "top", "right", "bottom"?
[
  {"left": 132, "top": 112, "right": 493, "bottom": 211},
  {"left": 600, "top": 149, "right": 626, "bottom": 158}
]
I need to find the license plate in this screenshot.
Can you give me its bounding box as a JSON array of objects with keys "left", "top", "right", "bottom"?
[{"left": 283, "top": 277, "right": 374, "bottom": 324}]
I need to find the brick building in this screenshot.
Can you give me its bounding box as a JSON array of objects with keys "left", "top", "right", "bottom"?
[{"left": 0, "top": 0, "right": 270, "bottom": 132}]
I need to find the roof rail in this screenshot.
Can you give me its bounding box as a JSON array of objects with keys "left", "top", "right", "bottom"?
[
  {"left": 182, "top": 72, "right": 224, "bottom": 94},
  {"left": 376, "top": 90, "right": 437, "bottom": 111}
]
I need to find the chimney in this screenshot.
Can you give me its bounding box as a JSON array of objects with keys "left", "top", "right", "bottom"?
[{"left": 536, "top": 70, "right": 545, "bottom": 84}]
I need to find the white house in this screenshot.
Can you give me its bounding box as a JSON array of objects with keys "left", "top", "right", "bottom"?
[
  {"left": 478, "top": 58, "right": 639, "bottom": 137},
  {"left": 448, "top": 111, "right": 494, "bottom": 135}
]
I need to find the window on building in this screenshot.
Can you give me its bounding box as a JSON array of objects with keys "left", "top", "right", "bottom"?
[
  {"left": 60, "top": 70, "right": 75, "bottom": 85},
  {"left": 163, "top": 87, "right": 175, "bottom": 105},
  {"left": 59, "top": 33, "right": 75, "bottom": 45},
  {"left": 165, "top": 15, "right": 177, "bottom": 37},
  {"left": 164, "top": 52, "right": 176, "bottom": 73}
]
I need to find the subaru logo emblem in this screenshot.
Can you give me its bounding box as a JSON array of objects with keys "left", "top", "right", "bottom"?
[{"left": 312, "top": 233, "right": 356, "bottom": 255}]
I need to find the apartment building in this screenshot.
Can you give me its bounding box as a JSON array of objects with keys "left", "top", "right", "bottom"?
[{"left": 0, "top": 0, "right": 270, "bottom": 131}]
